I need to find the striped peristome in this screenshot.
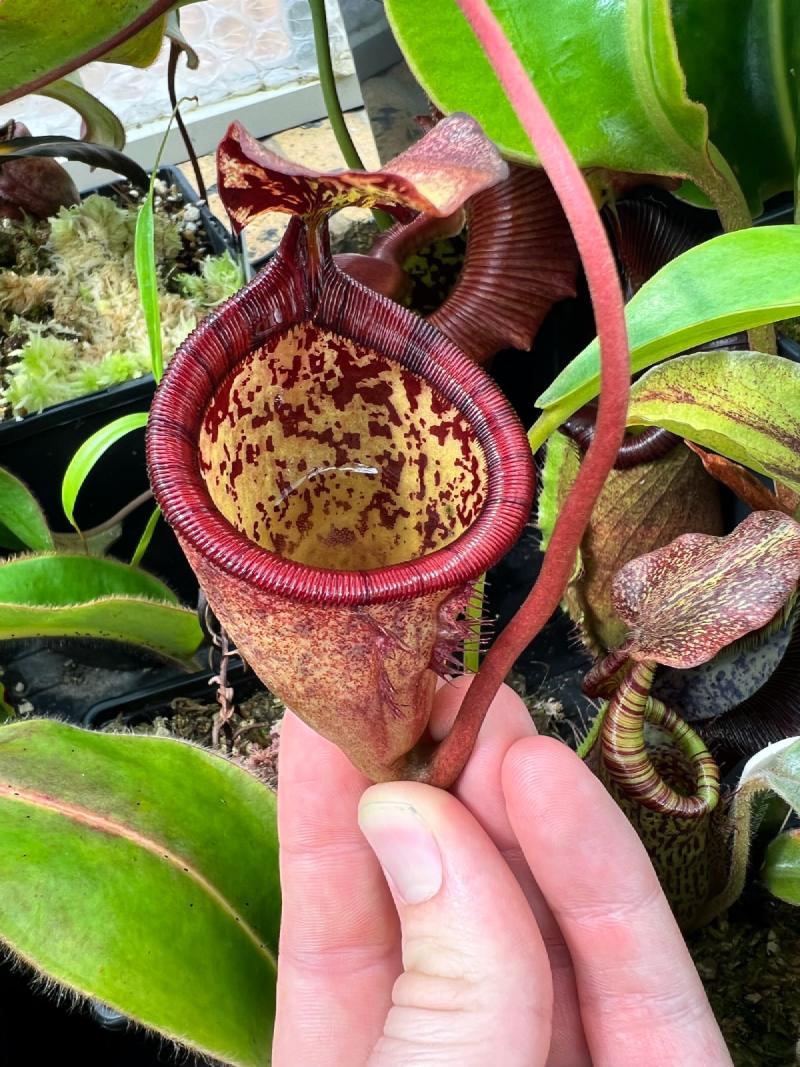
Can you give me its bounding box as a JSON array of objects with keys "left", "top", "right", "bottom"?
[{"left": 601, "top": 661, "right": 720, "bottom": 819}]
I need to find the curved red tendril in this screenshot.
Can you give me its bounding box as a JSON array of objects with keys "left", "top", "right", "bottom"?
[{"left": 428, "top": 0, "right": 630, "bottom": 785}]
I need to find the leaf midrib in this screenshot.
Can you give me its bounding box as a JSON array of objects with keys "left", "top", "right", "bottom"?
[{"left": 0, "top": 781, "right": 277, "bottom": 974}]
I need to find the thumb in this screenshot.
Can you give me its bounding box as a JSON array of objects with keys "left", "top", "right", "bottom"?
[{"left": 358, "top": 781, "right": 551, "bottom": 1067}]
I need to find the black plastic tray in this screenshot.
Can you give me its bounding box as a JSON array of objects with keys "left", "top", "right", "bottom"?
[
  {"left": 0, "top": 164, "right": 231, "bottom": 601},
  {"left": 83, "top": 658, "right": 256, "bottom": 729}
]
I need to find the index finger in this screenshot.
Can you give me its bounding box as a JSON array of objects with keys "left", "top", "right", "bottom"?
[{"left": 502, "top": 737, "right": 732, "bottom": 1067}]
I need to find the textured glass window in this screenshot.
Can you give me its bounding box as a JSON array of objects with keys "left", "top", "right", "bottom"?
[{"left": 0, "top": 0, "right": 354, "bottom": 137}]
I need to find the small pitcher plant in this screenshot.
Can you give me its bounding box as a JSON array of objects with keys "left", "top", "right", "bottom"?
[
  {"left": 582, "top": 510, "right": 800, "bottom": 926},
  {"left": 147, "top": 115, "right": 537, "bottom": 784}
]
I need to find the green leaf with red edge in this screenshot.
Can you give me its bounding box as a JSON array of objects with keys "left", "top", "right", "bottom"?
[
  {"left": 0, "top": 718, "right": 279, "bottom": 1066},
  {"left": 627, "top": 350, "right": 800, "bottom": 493},
  {"left": 0, "top": 2, "right": 182, "bottom": 106},
  {"left": 612, "top": 510, "right": 800, "bottom": 668},
  {"left": 99, "top": 13, "right": 169, "bottom": 67},
  {"left": 216, "top": 114, "right": 508, "bottom": 232}
]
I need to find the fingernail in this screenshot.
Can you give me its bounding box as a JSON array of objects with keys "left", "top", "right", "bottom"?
[{"left": 358, "top": 801, "right": 443, "bottom": 905}]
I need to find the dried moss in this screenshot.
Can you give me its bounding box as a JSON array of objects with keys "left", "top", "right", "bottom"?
[
  {"left": 0, "top": 184, "right": 240, "bottom": 418},
  {"left": 124, "top": 687, "right": 284, "bottom": 791}
]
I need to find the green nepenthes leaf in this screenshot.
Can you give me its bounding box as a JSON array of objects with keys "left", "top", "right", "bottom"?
[
  {"left": 531, "top": 225, "right": 800, "bottom": 446},
  {"left": 130, "top": 504, "right": 161, "bottom": 566},
  {"left": 0, "top": 719, "right": 279, "bottom": 1066},
  {"left": 385, "top": 0, "right": 737, "bottom": 203},
  {"left": 626, "top": 350, "right": 800, "bottom": 492},
  {"left": 135, "top": 184, "right": 162, "bottom": 382},
  {"left": 671, "top": 0, "right": 798, "bottom": 216},
  {"left": 100, "top": 11, "right": 169, "bottom": 67},
  {"left": 612, "top": 511, "right": 800, "bottom": 669},
  {"left": 62, "top": 412, "right": 148, "bottom": 530},
  {"left": 0, "top": 555, "right": 202, "bottom": 662},
  {"left": 762, "top": 829, "right": 800, "bottom": 906},
  {"left": 135, "top": 101, "right": 188, "bottom": 385},
  {"left": 0, "top": 1, "right": 178, "bottom": 105},
  {"left": 36, "top": 76, "right": 125, "bottom": 149},
  {"left": 0, "top": 467, "right": 54, "bottom": 552},
  {"left": 216, "top": 113, "right": 508, "bottom": 231},
  {"left": 536, "top": 431, "right": 581, "bottom": 553}
]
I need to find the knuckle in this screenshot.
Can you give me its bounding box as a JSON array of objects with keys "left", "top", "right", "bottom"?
[
  {"left": 391, "top": 969, "right": 483, "bottom": 1015},
  {"left": 563, "top": 878, "right": 666, "bottom": 932},
  {"left": 402, "top": 931, "right": 485, "bottom": 983},
  {"left": 371, "top": 1002, "right": 491, "bottom": 1066},
  {"left": 599, "top": 980, "right": 711, "bottom": 1029}
]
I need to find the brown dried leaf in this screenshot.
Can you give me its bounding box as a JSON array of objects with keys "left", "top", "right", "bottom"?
[
  {"left": 685, "top": 442, "right": 788, "bottom": 514},
  {"left": 217, "top": 114, "right": 508, "bottom": 233},
  {"left": 613, "top": 510, "right": 800, "bottom": 668}
]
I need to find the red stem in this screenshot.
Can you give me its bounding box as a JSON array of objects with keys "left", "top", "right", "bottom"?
[{"left": 429, "top": 0, "right": 630, "bottom": 785}]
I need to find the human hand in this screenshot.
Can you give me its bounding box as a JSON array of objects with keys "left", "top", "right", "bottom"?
[{"left": 273, "top": 677, "right": 732, "bottom": 1066}]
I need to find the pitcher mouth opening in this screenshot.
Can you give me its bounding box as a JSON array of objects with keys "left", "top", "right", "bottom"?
[{"left": 147, "top": 221, "right": 533, "bottom": 606}]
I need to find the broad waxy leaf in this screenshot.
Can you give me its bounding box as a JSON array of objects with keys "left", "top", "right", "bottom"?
[
  {"left": 100, "top": 12, "right": 168, "bottom": 67},
  {"left": 627, "top": 350, "right": 800, "bottom": 493},
  {"left": 0, "top": 719, "right": 279, "bottom": 1066},
  {"left": 385, "top": 0, "right": 721, "bottom": 188},
  {"left": 0, "top": 554, "right": 202, "bottom": 662},
  {"left": 762, "top": 829, "right": 800, "bottom": 906},
  {"left": 0, "top": 1, "right": 178, "bottom": 105},
  {"left": 217, "top": 114, "right": 508, "bottom": 232},
  {"left": 37, "top": 77, "right": 125, "bottom": 150},
  {"left": 534, "top": 226, "right": 800, "bottom": 433},
  {"left": 671, "top": 0, "right": 799, "bottom": 215},
  {"left": 0, "top": 467, "right": 54, "bottom": 552},
  {"left": 613, "top": 510, "right": 800, "bottom": 668},
  {"left": 62, "top": 411, "right": 149, "bottom": 529}
]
